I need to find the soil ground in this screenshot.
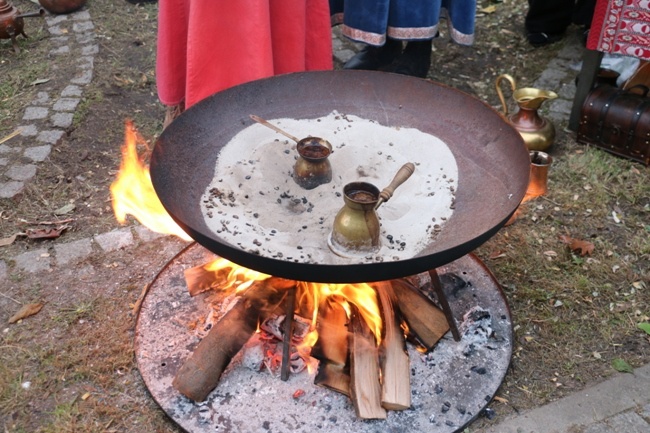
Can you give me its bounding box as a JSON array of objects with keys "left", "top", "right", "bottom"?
[{"left": 1, "top": 1, "right": 648, "bottom": 432}]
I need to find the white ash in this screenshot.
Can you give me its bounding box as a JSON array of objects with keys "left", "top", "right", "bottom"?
[{"left": 201, "top": 111, "right": 458, "bottom": 265}]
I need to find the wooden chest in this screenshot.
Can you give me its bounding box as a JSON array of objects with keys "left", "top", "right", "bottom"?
[{"left": 577, "top": 84, "right": 650, "bottom": 165}]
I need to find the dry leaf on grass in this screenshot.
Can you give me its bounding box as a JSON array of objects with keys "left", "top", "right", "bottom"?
[
  {"left": 8, "top": 302, "right": 44, "bottom": 323},
  {"left": 559, "top": 235, "right": 595, "bottom": 256},
  {"left": 25, "top": 225, "right": 69, "bottom": 240},
  {"left": 0, "top": 234, "right": 18, "bottom": 247}
]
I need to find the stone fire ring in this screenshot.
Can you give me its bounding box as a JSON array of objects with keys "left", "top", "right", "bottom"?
[{"left": 135, "top": 243, "right": 512, "bottom": 433}]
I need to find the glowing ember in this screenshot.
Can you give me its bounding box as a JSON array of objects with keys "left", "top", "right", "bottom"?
[{"left": 110, "top": 120, "right": 191, "bottom": 241}]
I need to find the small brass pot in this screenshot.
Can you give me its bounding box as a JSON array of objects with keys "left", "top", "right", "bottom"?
[
  {"left": 293, "top": 137, "right": 332, "bottom": 190},
  {"left": 329, "top": 182, "right": 380, "bottom": 256}
]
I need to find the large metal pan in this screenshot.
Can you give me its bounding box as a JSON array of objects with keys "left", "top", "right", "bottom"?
[{"left": 150, "top": 71, "right": 529, "bottom": 283}]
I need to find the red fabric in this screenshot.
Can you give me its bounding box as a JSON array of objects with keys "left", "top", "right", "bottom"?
[
  {"left": 587, "top": 0, "right": 650, "bottom": 60},
  {"left": 156, "top": 0, "right": 333, "bottom": 108}
]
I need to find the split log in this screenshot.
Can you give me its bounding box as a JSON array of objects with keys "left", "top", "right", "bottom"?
[
  {"left": 312, "top": 298, "right": 350, "bottom": 396},
  {"left": 280, "top": 286, "right": 297, "bottom": 381},
  {"left": 374, "top": 281, "right": 411, "bottom": 410},
  {"left": 172, "top": 277, "right": 294, "bottom": 401},
  {"left": 391, "top": 278, "right": 449, "bottom": 352},
  {"left": 348, "top": 305, "right": 386, "bottom": 419}
]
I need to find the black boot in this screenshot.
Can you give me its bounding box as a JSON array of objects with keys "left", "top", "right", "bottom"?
[
  {"left": 344, "top": 38, "right": 402, "bottom": 71},
  {"left": 391, "top": 40, "right": 432, "bottom": 78}
]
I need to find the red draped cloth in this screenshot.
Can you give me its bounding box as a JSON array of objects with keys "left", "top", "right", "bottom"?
[
  {"left": 157, "top": 0, "right": 333, "bottom": 109},
  {"left": 587, "top": 0, "right": 650, "bottom": 60}
]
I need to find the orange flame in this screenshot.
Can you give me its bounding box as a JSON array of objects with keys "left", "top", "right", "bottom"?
[{"left": 110, "top": 120, "right": 192, "bottom": 241}]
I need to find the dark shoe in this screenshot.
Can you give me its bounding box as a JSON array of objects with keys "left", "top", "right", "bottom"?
[
  {"left": 527, "top": 32, "right": 564, "bottom": 47},
  {"left": 391, "top": 40, "right": 432, "bottom": 78},
  {"left": 344, "top": 39, "right": 402, "bottom": 71}
]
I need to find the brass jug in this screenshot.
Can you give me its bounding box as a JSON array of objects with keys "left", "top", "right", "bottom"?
[
  {"left": 496, "top": 74, "right": 558, "bottom": 152},
  {"left": 329, "top": 182, "right": 381, "bottom": 256}
]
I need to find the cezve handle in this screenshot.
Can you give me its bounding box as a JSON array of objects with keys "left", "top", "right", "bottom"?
[{"left": 375, "top": 162, "right": 415, "bottom": 210}]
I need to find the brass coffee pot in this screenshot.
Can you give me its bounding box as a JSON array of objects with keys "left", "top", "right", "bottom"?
[
  {"left": 329, "top": 163, "right": 415, "bottom": 256},
  {"left": 496, "top": 74, "right": 558, "bottom": 152}
]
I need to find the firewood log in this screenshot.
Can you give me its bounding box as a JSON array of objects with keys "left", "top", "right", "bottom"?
[
  {"left": 172, "top": 277, "right": 294, "bottom": 401},
  {"left": 374, "top": 281, "right": 411, "bottom": 410},
  {"left": 312, "top": 298, "right": 350, "bottom": 396},
  {"left": 391, "top": 278, "right": 449, "bottom": 352},
  {"left": 348, "top": 305, "right": 386, "bottom": 419}
]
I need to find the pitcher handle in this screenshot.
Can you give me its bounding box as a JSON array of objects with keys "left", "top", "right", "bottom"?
[{"left": 495, "top": 74, "right": 517, "bottom": 116}]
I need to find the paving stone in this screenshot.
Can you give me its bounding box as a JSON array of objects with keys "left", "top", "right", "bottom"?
[
  {"left": 61, "top": 85, "right": 82, "bottom": 97},
  {"left": 78, "top": 56, "right": 94, "bottom": 70},
  {"left": 23, "top": 107, "right": 49, "bottom": 120},
  {"left": 53, "top": 98, "right": 80, "bottom": 112},
  {"left": 535, "top": 68, "right": 570, "bottom": 91},
  {"left": 94, "top": 228, "right": 135, "bottom": 252},
  {"left": 81, "top": 44, "right": 99, "bottom": 56},
  {"left": 19, "top": 124, "right": 39, "bottom": 136},
  {"left": 5, "top": 164, "right": 37, "bottom": 182},
  {"left": 54, "top": 238, "right": 93, "bottom": 266},
  {"left": 72, "top": 10, "right": 91, "bottom": 21},
  {"left": 334, "top": 48, "right": 356, "bottom": 64},
  {"left": 46, "top": 15, "right": 68, "bottom": 26},
  {"left": 557, "top": 82, "right": 576, "bottom": 99},
  {"left": 134, "top": 225, "right": 167, "bottom": 243},
  {"left": 605, "top": 411, "right": 649, "bottom": 433},
  {"left": 50, "top": 46, "right": 71, "bottom": 56},
  {"left": 48, "top": 25, "right": 67, "bottom": 36},
  {"left": 584, "top": 423, "right": 615, "bottom": 433},
  {"left": 73, "top": 21, "right": 95, "bottom": 33},
  {"left": 71, "top": 70, "right": 93, "bottom": 85},
  {"left": 52, "top": 112, "right": 74, "bottom": 128},
  {"left": 32, "top": 92, "right": 50, "bottom": 105},
  {"left": 36, "top": 130, "right": 65, "bottom": 145},
  {"left": 13, "top": 248, "right": 52, "bottom": 273},
  {"left": 0, "top": 181, "right": 24, "bottom": 198},
  {"left": 0, "top": 144, "right": 14, "bottom": 154},
  {"left": 50, "top": 35, "right": 70, "bottom": 44},
  {"left": 641, "top": 403, "right": 650, "bottom": 419},
  {"left": 24, "top": 145, "right": 52, "bottom": 162},
  {"left": 76, "top": 32, "right": 96, "bottom": 44}
]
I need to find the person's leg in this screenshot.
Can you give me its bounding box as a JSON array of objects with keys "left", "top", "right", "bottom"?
[
  {"left": 337, "top": 0, "right": 403, "bottom": 70},
  {"left": 525, "top": 0, "right": 574, "bottom": 46}
]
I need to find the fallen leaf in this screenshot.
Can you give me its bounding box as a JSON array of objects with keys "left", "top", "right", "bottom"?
[
  {"left": 559, "top": 235, "right": 594, "bottom": 256},
  {"left": 543, "top": 250, "right": 558, "bottom": 257},
  {"left": 0, "top": 233, "right": 18, "bottom": 247},
  {"left": 479, "top": 5, "right": 497, "bottom": 13},
  {"left": 30, "top": 78, "right": 51, "bottom": 86},
  {"left": 611, "top": 358, "right": 634, "bottom": 373},
  {"left": 25, "top": 226, "right": 68, "bottom": 240},
  {"left": 493, "top": 396, "right": 509, "bottom": 404},
  {"left": 8, "top": 302, "right": 44, "bottom": 324},
  {"left": 54, "top": 203, "right": 76, "bottom": 215},
  {"left": 638, "top": 323, "right": 650, "bottom": 335},
  {"left": 489, "top": 250, "right": 506, "bottom": 259}
]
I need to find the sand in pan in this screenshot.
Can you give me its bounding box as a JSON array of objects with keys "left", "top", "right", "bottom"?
[{"left": 201, "top": 111, "right": 458, "bottom": 265}]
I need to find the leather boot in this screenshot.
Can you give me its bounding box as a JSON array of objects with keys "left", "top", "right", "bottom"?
[
  {"left": 344, "top": 38, "right": 402, "bottom": 71},
  {"left": 391, "top": 39, "right": 432, "bottom": 78}
]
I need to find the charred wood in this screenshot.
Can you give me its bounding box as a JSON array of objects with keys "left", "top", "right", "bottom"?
[{"left": 172, "top": 277, "right": 294, "bottom": 401}]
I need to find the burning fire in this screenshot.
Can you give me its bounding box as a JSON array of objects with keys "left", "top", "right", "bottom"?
[
  {"left": 110, "top": 120, "right": 192, "bottom": 241},
  {"left": 111, "top": 121, "right": 384, "bottom": 369}
]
